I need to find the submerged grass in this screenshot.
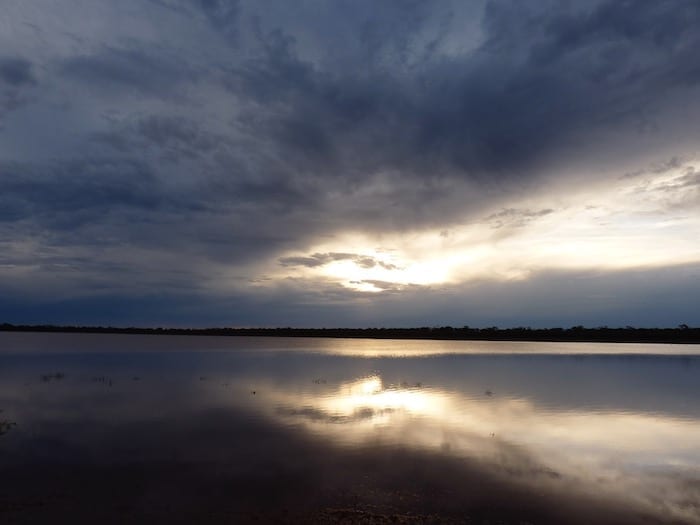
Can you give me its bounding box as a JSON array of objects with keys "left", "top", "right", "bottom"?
[{"left": 0, "top": 410, "right": 16, "bottom": 436}]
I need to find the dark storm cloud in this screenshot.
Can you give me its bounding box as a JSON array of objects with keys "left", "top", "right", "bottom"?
[
  {"left": 0, "top": 158, "right": 164, "bottom": 224},
  {"left": 18, "top": 0, "right": 700, "bottom": 217},
  {"left": 94, "top": 114, "right": 222, "bottom": 160},
  {"left": 468, "top": 0, "right": 700, "bottom": 157},
  {"left": 137, "top": 115, "right": 217, "bottom": 152},
  {"left": 187, "top": 0, "right": 700, "bottom": 242},
  {"left": 194, "top": 0, "right": 240, "bottom": 37},
  {"left": 60, "top": 47, "right": 194, "bottom": 97},
  {"left": 0, "top": 57, "right": 37, "bottom": 120},
  {"left": 0, "top": 58, "right": 36, "bottom": 87}
]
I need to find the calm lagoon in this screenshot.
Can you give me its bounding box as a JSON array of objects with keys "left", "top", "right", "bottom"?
[{"left": 1, "top": 332, "right": 699, "bottom": 524}]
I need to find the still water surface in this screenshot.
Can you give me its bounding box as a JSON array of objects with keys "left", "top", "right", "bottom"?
[{"left": 1, "top": 332, "right": 699, "bottom": 523}]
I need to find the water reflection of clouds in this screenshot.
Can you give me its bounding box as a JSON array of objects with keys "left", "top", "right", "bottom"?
[
  {"left": 264, "top": 374, "right": 700, "bottom": 469},
  {"left": 262, "top": 373, "right": 700, "bottom": 523},
  {"left": 2, "top": 336, "right": 700, "bottom": 523}
]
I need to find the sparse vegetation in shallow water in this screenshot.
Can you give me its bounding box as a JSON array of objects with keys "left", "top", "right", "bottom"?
[
  {"left": 40, "top": 372, "right": 65, "bottom": 382},
  {"left": 0, "top": 410, "right": 17, "bottom": 436},
  {"left": 92, "top": 376, "right": 113, "bottom": 386}
]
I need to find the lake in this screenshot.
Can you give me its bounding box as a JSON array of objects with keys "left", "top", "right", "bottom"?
[{"left": 1, "top": 332, "right": 699, "bottom": 524}]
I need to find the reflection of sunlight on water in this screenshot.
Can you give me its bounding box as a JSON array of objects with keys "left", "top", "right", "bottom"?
[
  {"left": 324, "top": 375, "right": 439, "bottom": 419},
  {"left": 259, "top": 374, "right": 700, "bottom": 470},
  {"left": 314, "top": 339, "right": 700, "bottom": 357},
  {"left": 347, "top": 376, "right": 382, "bottom": 395},
  {"left": 3, "top": 336, "right": 700, "bottom": 523},
  {"left": 3, "top": 347, "right": 700, "bottom": 524},
  {"left": 254, "top": 373, "right": 700, "bottom": 523}
]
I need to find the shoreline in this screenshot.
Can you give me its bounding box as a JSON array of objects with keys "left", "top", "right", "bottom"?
[{"left": 2, "top": 323, "right": 699, "bottom": 344}]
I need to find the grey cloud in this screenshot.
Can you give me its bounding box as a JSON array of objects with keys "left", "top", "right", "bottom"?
[
  {"left": 279, "top": 252, "right": 399, "bottom": 271},
  {"left": 626, "top": 162, "right": 699, "bottom": 201},
  {"left": 439, "top": 1, "right": 700, "bottom": 171},
  {"left": 194, "top": 0, "right": 240, "bottom": 37},
  {"left": 2, "top": 263, "right": 698, "bottom": 328},
  {"left": 217, "top": 0, "right": 700, "bottom": 221},
  {"left": 284, "top": 264, "right": 700, "bottom": 328},
  {"left": 642, "top": 166, "right": 700, "bottom": 210},
  {"left": 0, "top": 153, "right": 318, "bottom": 274},
  {"left": 0, "top": 57, "right": 37, "bottom": 120},
  {"left": 647, "top": 168, "right": 700, "bottom": 194},
  {"left": 484, "top": 208, "right": 555, "bottom": 229},
  {"left": 60, "top": 48, "right": 195, "bottom": 97},
  {"left": 0, "top": 57, "right": 36, "bottom": 87},
  {"left": 0, "top": 158, "right": 166, "bottom": 225},
  {"left": 145, "top": 1, "right": 239, "bottom": 33},
  {"left": 40, "top": 0, "right": 700, "bottom": 243},
  {"left": 138, "top": 115, "right": 217, "bottom": 151},
  {"left": 94, "top": 114, "right": 222, "bottom": 160},
  {"left": 355, "top": 257, "right": 383, "bottom": 269},
  {"left": 278, "top": 256, "right": 327, "bottom": 268},
  {"left": 676, "top": 168, "right": 700, "bottom": 189},
  {"left": 621, "top": 157, "right": 685, "bottom": 179}
]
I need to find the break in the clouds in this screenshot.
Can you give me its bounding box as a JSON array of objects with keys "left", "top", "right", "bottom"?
[{"left": 1, "top": 0, "right": 699, "bottom": 327}]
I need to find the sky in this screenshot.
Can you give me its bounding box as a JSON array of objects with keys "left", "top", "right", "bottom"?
[{"left": 1, "top": 0, "right": 699, "bottom": 328}]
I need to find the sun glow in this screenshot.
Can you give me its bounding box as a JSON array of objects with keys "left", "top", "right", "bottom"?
[
  {"left": 269, "top": 159, "right": 700, "bottom": 293},
  {"left": 317, "top": 256, "right": 455, "bottom": 291}
]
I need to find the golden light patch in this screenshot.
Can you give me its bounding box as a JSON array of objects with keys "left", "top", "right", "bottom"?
[{"left": 269, "top": 159, "right": 700, "bottom": 292}]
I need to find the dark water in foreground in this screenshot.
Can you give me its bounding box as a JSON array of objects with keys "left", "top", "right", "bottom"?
[{"left": 1, "top": 332, "right": 699, "bottom": 524}]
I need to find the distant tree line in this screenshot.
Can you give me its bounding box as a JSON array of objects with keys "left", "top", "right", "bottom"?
[{"left": 1, "top": 323, "right": 699, "bottom": 343}]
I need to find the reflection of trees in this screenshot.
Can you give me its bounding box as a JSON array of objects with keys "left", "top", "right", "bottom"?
[{"left": 0, "top": 410, "right": 16, "bottom": 436}]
